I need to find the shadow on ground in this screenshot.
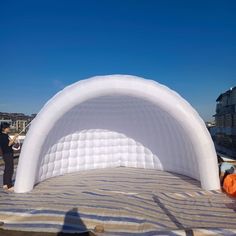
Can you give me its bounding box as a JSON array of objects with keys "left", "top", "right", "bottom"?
[
  {"left": 0, "top": 207, "right": 95, "bottom": 236},
  {"left": 58, "top": 207, "right": 91, "bottom": 235}
]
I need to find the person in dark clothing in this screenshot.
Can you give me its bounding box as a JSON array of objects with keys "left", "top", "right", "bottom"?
[{"left": 0, "top": 122, "right": 18, "bottom": 191}]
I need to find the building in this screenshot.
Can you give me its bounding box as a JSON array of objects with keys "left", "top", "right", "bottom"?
[
  {"left": 211, "top": 86, "right": 236, "bottom": 158},
  {"left": 16, "top": 120, "right": 28, "bottom": 133},
  {"left": 0, "top": 119, "right": 13, "bottom": 126}
]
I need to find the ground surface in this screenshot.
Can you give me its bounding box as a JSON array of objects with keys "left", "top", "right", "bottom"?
[{"left": 1, "top": 165, "right": 236, "bottom": 235}]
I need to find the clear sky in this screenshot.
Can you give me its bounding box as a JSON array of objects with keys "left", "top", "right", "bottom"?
[{"left": 0, "top": 0, "right": 235, "bottom": 121}]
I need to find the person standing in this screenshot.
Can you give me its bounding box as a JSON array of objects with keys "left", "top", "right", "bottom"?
[{"left": 0, "top": 122, "right": 18, "bottom": 192}]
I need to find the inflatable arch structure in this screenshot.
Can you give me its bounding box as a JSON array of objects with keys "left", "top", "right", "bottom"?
[{"left": 14, "top": 75, "right": 220, "bottom": 193}]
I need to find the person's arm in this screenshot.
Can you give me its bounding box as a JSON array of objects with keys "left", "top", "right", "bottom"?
[{"left": 8, "top": 134, "right": 19, "bottom": 146}]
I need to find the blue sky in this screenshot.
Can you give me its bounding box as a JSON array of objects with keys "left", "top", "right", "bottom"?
[{"left": 0, "top": 0, "right": 235, "bottom": 121}]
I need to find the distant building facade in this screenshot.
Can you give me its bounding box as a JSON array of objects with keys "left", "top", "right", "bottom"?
[
  {"left": 210, "top": 87, "right": 236, "bottom": 158},
  {"left": 0, "top": 112, "right": 36, "bottom": 133},
  {"left": 16, "top": 120, "right": 28, "bottom": 132}
]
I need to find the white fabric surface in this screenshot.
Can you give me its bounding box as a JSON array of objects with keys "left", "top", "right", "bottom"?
[{"left": 14, "top": 75, "right": 220, "bottom": 192}]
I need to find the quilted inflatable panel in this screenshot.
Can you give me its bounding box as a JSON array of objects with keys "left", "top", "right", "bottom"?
[
  {"left": 36, "top": 95, "right": 198, "bottom": 183},
  {"left": 38, "top": 129, "right": 161, "bottom": 182}
]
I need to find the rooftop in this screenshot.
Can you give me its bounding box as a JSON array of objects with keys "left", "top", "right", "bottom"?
[
  {"left": 216, "top": 86, "right": 236, "bottom": 102},
  {"left": 1, "top": 164, "right": 236, "bottom": 235}
]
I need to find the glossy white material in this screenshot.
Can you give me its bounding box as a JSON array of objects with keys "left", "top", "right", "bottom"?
[{"left": 14, "top": 75, "right": 220, "bottom": 192}]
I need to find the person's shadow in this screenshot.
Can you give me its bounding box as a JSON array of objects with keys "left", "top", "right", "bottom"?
[{"left": 57, "top": 207, "right": 92, "bottom": 235}]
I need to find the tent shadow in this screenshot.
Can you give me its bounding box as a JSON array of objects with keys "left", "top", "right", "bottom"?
[
  {"left": 152, "top": 194, "right": 194, "bottom": 236},
  {"left": 57, "top": 207, "right": 92, "bottom": 236},
  {"left": 225, "top": 202, "right": 236, "bottom": 212},
  {"left": 166, "top": 171, "right": 201, "bottom": 188}
]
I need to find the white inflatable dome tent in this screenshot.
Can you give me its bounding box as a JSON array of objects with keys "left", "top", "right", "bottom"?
[{"left": 14, "top": 75, "right": 220, "bottom": 193}]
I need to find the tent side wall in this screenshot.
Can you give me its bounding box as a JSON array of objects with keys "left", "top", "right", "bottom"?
[
  {"left": 36, "top": 95, "right": 198, "bottom": 183},
  {"left": 14, "top": 75, "right": 220, "bottom": 193}
]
